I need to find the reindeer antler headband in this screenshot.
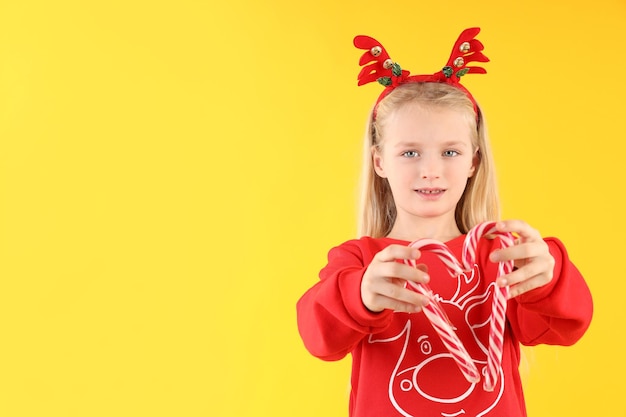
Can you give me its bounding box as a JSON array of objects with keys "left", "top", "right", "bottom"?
[{"left": 354, "top": 27, "right": 489, "bottom": 117}]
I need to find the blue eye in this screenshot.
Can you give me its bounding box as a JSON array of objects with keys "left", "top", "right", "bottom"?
[
  {"left": 443, "top": 150, "right": 459, "bottom": 157},
  {"left": 402, "top": 151, "right": 419, "bottom": 158}
]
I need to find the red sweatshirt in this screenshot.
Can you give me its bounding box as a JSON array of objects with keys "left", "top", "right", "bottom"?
[{"left": 297, "top": 235, "right": 593, "bottom": 417}]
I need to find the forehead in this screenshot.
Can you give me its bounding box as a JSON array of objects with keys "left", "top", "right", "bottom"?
[{"left": 380, "top": 103, "right": 475, "bottom": 146}]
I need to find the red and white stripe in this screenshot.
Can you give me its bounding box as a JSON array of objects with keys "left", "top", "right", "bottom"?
[
  {"left": 405, "top": 240, "right": 480, "bottom": 384},
  {"left": 404, "top": 222, "right": 515, "bottom": 391},
  {"left": 463, "top": 221, "right": 514, "bottom": 391}
]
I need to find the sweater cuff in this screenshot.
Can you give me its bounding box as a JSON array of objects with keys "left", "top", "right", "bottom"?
[{"left": 340, "top": 267, "right": 394, "bottom": 331}]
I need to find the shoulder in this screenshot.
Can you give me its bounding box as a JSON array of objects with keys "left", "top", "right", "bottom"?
[
  {"left": 325, "top": 236, "right": 402, "bottom": 266},
  {"left": 328, "top": 236, "right": 397, "bottom": 255}
]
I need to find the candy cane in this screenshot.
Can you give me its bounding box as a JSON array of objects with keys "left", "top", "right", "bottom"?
[
  {"left": 463, "top": 222, "right": 514, "bottom": 391},
  {"left": 404, "top": 222, "right": 515, "bottom": 391},
  {"left": 404, "top": 240, "right": 480, "bottom": 384}
]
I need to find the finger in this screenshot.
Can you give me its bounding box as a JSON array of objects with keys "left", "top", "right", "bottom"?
[
  {"left": 393, "top": 299, "right": 429, "bottom": 313},
  {"left": 384, "top": 280, "right": 429, "bottom": 312},
  {"left": 405, "top": 268, "right": 430, "bottom": 285},
  {"left": 495, "top": 220, "right": 541, "bottom": 241},
  {"left": 376, "top": 299, "right": 427, "bottom": 313},
  {"left": 507, "top": 275, "right": 551, "bottom": 298},
  {"left": 377, "top": 261, "right": 430, "bottom": 284},
  {"left": 386, "top": 283, "right": 431, "bottom": 309},
  {"left": 496, "top": 261, "right": 552, "bottom": 288},
  {"left": 489, "top": 241, "right": 546, "bottom": 263},
  {"left": 366, "top": 281, "right": 430, "bottom": 312}
]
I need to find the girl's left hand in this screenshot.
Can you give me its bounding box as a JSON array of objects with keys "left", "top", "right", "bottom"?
[{"left": 489, "top": 219, "right": 555, "bottom": 298}]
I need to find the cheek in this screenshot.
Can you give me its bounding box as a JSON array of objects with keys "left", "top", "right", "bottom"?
[
  {"left": 462, "top": 157, "right": 476, "bottom": 174},
  {"left": 449, "top": 160, "right": 475, "bottom": 179}
]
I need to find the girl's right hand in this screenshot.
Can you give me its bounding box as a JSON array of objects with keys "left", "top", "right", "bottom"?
[{"left": 361, "top": 245, "right": 431, "bottom": 313}]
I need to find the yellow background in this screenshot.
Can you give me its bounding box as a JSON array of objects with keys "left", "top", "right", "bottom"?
[{"left": 0, "top": 0, "right": 623, "bottom": 416}]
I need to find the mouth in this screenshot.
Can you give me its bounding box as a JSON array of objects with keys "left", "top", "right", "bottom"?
[{"left": 415, "top": 188, "right": 445, "bottom": 195}]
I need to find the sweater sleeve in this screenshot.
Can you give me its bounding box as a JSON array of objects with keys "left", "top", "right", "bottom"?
[
  {"left": 507, "top": 237, "right": 593, "bottom": 346},
  {"left": 296, "top": 239, "right": 394, "bottom": 361}
]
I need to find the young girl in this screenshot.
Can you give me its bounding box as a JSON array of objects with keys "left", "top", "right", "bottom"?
[{"left": 296, "top": 28, "right": 593, "bottom": 417}]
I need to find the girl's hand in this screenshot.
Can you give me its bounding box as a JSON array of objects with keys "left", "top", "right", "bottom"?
[
  {"left": 361, "top": 245, "right": 431, "bottom": 313},
  {"left": 489, "top": 220, "right": 555, "bottom": 298}
]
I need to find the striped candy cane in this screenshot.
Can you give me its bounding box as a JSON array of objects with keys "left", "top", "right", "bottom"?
[
  {"left": 404, "top": 240, "right": 480, "bottom": 384},
  {"left": 404, "top": 222, "right": 515, "bottom": 391},
  {"left": 463, "top": 222, "right": 514, "bottom": 392}
]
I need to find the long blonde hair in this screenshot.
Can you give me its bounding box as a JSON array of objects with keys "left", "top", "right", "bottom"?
[{"left": 357, "top": 82, "right": 500, "bottom": 238}]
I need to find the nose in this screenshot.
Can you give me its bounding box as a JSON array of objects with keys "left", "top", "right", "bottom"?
[{"left": 419, "top": 155, "right": 441, "bottom": 179}]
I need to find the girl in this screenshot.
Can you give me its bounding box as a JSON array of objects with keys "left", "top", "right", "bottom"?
[{"left": 296, "top": 28, "right": 592, "bottom": 417}]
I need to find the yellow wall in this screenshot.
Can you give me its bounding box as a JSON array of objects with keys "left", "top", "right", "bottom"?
[{"left": 0, "top": 0, "right": 623, "bottom": 415}]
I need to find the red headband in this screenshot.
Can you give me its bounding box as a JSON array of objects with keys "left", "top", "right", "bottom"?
[{"left": 354, "top": 27, "right": 489, "bottom": 117}]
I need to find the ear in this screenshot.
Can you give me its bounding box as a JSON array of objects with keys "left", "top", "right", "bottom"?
[
  {"left": 468, "top": 148, "right": 480, "bottom": 178},
  {"left": 371, "top": 146, "right": 387, "bottom": 178}
]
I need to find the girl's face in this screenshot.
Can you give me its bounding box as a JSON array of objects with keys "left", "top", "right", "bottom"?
[{"left": 373, "top": 103, "right": 477, "bottom": 238}]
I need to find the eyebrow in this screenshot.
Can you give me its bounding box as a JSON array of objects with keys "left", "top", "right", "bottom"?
[{"left": 393, "top": 140, "right": 471, "bottom": 148}]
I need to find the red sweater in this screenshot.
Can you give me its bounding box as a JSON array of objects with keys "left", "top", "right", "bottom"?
[{"left": 297, "top": 235, "right": 593, "bottom": 417}]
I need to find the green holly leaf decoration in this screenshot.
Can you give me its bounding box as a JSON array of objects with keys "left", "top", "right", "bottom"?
[
  {"left": 456, "top": 68, "right": 470, "bottom": 78},
  {"left": 442, "top": 66, "right": 453, "bottom": 78},
  {"left": 391, "top": 63, "right": 402, "bottom": 77},
  {"left": 377, "top": 77, "right": 392, "bottom": 87}
]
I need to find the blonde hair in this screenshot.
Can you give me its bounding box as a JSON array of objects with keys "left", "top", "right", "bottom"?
[{"left": 357, "top": 82, "right": 500, "bottom": 238}]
